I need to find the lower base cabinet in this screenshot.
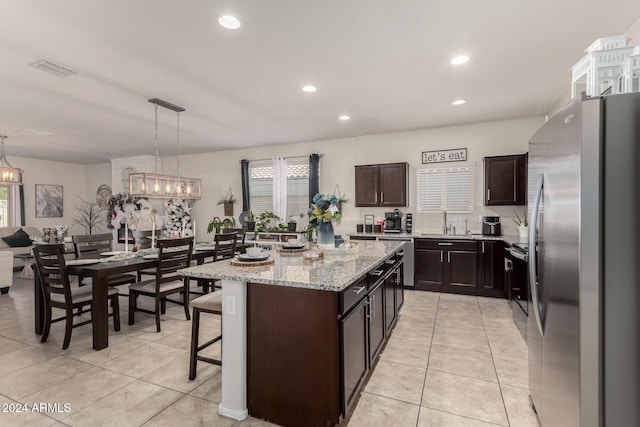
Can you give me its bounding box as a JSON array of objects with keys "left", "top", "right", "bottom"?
[
  {"left": 414, "top": 238, "right": 505, "bottom": 297},
  {"left": 341, "top": 297, "right": 368, "bottom": 412}
]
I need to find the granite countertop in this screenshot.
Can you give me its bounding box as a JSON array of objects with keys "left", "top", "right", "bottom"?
[
  {"left": 348, "top": 232, "right": 526, "bottom": 246},
  {"left": 178, "top": 240, "right": 406, "bottom": 292}
]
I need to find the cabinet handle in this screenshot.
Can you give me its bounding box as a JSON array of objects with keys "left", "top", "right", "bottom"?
[
  {"left": 440, "top": 251, "right": 443, "bottom": 263},
  {"left": 448, "top": 252, "right": 450, "bottom": 263},
  {"left": 375, "top": 192, "right": 378, "bottom": 203},
  {"left": 437, "top": 242, "right": 453, "bottom": 246},
  {"left": 513, "top": 168, "right": 517, "bottom": 200},
  {"left": 371, "top": 269, "right": 384, "bottom": 277},
  {"left": 487, "top": 188, "right": 491, "bottom": 201},
  {"left": 371, "top": 296, "right": 375, "bottom": 318},
  {"left": 482, "top": 241, "right": 485, "bottom": 253},
  {"left": 350, "top": 285, "right": 366, "bottom": 295},
  {"left": 363, "top": 300, "right": 370, "bottom": 318},
  {"left": 381, "top": 192, "right": 384, "bottom": 203}
]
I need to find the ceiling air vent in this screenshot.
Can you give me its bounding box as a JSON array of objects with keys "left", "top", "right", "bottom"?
[{"left": 28, "top": 59, "right": 77, "bottom": 78}]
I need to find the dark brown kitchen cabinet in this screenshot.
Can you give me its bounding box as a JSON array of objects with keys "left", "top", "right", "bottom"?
[
  {"left": 414, "top": 239, "right": 478, "bottom": 294},
  {"left": 478, "top": 240, "right": 506, "bottom": 297},
  {"left": 368, "top": 282, "right": 385, "bottom": 363},
  {"left": 355, "top": 162, "right": 408, "bottom": 207},
  {"left": 383, "top": 269, "right": 396, "bottom": 334},
  {"left": 484, "top": 154, "right": 527, "bottom": 205},
  {"left": 340, "top": 297, "right": 368, "bottom": 413},
  {"left": 415, "top": 248, "right": 445, "bottom": 291}
]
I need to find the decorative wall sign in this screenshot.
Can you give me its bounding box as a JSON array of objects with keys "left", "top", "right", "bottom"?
[
  {"left": 422, "top": 148, "right": 467, "bottom": 164},
  {"left": 35, "top": 184, "right": 63, "bottom": 218}
]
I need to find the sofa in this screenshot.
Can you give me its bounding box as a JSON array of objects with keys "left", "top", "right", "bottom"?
[{"left": 0, "top": 226, "right": 44, "bottom": 268}]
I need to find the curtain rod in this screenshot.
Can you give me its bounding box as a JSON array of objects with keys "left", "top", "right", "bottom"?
[{"left": 239, "top": 154, "right": 323, "bottom": 163}]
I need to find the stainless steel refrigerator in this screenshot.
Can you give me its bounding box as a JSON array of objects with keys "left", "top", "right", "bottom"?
[{"left": 528, "top": 92, "right": 640, "bottom": 426}]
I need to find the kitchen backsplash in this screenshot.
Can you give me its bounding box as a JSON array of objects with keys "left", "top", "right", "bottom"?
[{"left": 334, "top": 205, "right": 528, "bottom": 237}]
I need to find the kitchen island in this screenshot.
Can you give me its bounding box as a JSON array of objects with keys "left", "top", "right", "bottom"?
[{"left": 178, "top": 240, "right": 406, "bottom": 427}]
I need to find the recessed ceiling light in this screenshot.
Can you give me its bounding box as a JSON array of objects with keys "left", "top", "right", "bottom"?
[
  {"left": 450, "top": 55, "right": 469, "bottom": 65},
  {"left": 452, "top": 99, "right": 466, "bottom": 106},
  {"left": 302, "top": 85, "right": 317, "bottom": 93},
  {"left": 339, "top": 115, "right": 350, "bottom": 121},
  {"left": 218, "top": 15, "right": 241, "bottom": 30}
]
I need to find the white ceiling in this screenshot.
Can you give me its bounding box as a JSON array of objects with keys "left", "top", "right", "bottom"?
[{"left": 1, "top": 1, "right": 639, "bottom": 164}]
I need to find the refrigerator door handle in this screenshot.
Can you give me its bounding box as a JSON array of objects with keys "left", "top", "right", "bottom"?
[{"left": 529, "top": 174, "right": 545, "bottom": 337}]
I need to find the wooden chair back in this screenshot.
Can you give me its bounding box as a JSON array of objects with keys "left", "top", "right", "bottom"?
[
  {"left": 132, "top": 229, "right": 162, "bottom": 249},
  {"left": 222, "top": 228, "right": 247, "bottom": 244},
  {"left": 33, "top": 244, "right": 72, "bottom": 306},
  {"left": 155, "top": 237, "right": 193, "bottom": 286},
  {"left": 214, "top": 232, "right": 237, "bottom": 261},
  {"left": 72, "top": 233, "right": 113, "bottom": 259}
]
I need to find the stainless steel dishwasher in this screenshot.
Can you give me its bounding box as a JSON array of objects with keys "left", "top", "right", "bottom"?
[{"left": 377, "top": 236, "right": 414, "bottom": 288}]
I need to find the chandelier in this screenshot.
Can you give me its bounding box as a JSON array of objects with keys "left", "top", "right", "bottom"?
[
  {"left": 128, "top": 98, "right": 202, "bottom": 199},
  {"left": 0, "top": 136, "right": 24, "bottom": 185}
]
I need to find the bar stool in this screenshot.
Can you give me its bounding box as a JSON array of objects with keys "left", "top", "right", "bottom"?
[{"left": 189, "top": 291, "right": 222, "bottom": 380}]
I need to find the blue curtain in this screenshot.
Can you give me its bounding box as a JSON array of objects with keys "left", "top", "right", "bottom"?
[
  {"left": 241, "top": 159, "right": 250, "bottom": 211},
  {"left": 308, "top": 153, "right": 320, "bottom": 206}
]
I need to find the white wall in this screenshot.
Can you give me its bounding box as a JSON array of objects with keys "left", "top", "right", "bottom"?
[
  {"left": 15, "top": 156, "right": 87, "bottom": 234},
  {"left": 154, "top": 116, "right": 544, "bottom": 239}
]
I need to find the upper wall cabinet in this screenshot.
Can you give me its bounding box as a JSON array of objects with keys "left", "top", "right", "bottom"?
[
  {"left": 484, "top": 154, "right": 527, "bottom": 206},
  {"left": 355, "top": 162, "right": 408, "bottom": 207}
]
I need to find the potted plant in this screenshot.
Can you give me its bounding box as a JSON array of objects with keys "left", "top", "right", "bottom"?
[
  {"left": 256, "top": 211, "right": 281, "bottom": 232},
  {"left": 513, "top": 208, "right": 529, "bottom": 239},
  {"left": 246, "top": 210, "right": 256, "bottom": 232},
  {"left": 217, "top": 188, "right": 237, "bottom": 217},
  {"left": 207, "top": 216, "right": 236, "bottom": 234},
  {"left": 309, "top": 193, "right": 342, "bottom": 247},
  {"left": 287, "top": 216, "right": 297, "bottom": 232}
]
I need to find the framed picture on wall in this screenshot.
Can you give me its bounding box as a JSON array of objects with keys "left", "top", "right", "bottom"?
[{"left": 35, "top": 184, "right": 63, "bottom": 218}]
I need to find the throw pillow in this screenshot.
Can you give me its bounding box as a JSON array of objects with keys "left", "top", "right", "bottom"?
[{"left": 2, "top": 228, "right": 33, "bottom": 247}]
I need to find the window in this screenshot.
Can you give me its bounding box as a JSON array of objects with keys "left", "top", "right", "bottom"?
[
  {"left": 417, "top": 165, "right": 474, "bottom": 213},
  {"left": 249, "top": 158, "right": 310, "bottom": 218},
  {"left": 0, "top": 187, "right": 9, "bottom": 227}
]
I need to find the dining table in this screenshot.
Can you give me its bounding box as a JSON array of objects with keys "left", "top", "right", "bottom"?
[{"left": 32, "top": 243, "right": 247, "bottom": 350}]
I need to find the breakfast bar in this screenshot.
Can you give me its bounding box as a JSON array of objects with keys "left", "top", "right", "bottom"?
[{"left": 178, "top": 240, "right": 406, "bottom": 427}]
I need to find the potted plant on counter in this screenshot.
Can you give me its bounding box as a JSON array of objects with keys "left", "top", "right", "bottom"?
[
  {"left": 217, "top": 188, "right": 237, "bottom": 217},
  {"left": 207, "top": 216, "right": 236, "bottom": 234},
  {"left": 513, "top": 209, "right": 528, "bottom": 239},
  {"left": 309, "top": 193, "right": 342, "bottom": 247},
  {"left": 246, "top": 210, "right": 256, "bottom": 232},
  {"left": 287, "top": 216, "right": 297, "bottom": 232}
]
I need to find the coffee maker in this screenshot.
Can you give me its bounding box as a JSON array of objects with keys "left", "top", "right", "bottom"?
[
  {"left": 384, "top": 209, "right": 402, "bottom": 233},
  {"left": 482, "top": 216, "right": 502, "bottom": 236}
]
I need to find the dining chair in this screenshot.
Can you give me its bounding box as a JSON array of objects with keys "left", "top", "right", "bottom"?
[
  {"left": 199, "top": 231, "right": 237, "bottom": 294},
  {"left": 189, "top": 290, "right": 222, "bottom": 380},
  {"left": 128, "top": 237, "right": 193, "bottom": 332},
  {"left": 33, "top": 244, "right": 120, "bottom": 349},
  {"left": 132, "top": 229, "right": 162, "bottom": 249},
  {"left": 133, "top": 229, "right": 164, "bottom": 281},
  {"left": 72, "top": 233, "right": 137, "bottom": 289},
  {"left": 222, "top": 227, "right": 247, "bottom": 245}
]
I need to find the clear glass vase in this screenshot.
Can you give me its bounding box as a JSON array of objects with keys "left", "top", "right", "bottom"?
[{"left": 317, "top": 221, "right": 334, "bottom": 247}]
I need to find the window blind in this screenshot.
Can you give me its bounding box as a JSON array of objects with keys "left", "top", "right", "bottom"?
[{"left": 417, "top": 165, "right": 474, "bottom": 213}]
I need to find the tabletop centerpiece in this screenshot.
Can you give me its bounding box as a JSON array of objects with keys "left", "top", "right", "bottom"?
[{"left": 309, "top": 193, "right": 341, "bottom": 248}]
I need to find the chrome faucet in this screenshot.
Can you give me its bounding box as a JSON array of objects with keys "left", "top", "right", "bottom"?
[{"left": 443, "top": 211, "right": 451, "bottom": 235}]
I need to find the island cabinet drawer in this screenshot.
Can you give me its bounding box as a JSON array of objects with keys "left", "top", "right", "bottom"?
[
  {"left": 340, "top": 277, "right": 368, "bottom": 315},
  {"left": 415, "top": 239, "right": 477, "bottom": 252}
]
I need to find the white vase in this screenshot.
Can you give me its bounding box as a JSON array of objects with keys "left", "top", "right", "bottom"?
[{"left": 518, "top": 226, "right": 528, "bottom": 239}]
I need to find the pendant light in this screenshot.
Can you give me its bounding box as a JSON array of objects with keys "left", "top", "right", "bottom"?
[
  {"left": 0, "top": 136, "right": 24, "bottom": 185},
  {"left": 128, "top": 99, "right": 202, "bottom": 199}
]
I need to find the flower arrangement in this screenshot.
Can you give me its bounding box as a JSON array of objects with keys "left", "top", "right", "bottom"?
[{"left": 309, "top": 193, "right": 342, "bottom": 224}]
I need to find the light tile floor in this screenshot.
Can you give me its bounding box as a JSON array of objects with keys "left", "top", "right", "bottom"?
[{"left": 0, "top": 274, "right": 538, "bottom": 426}]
